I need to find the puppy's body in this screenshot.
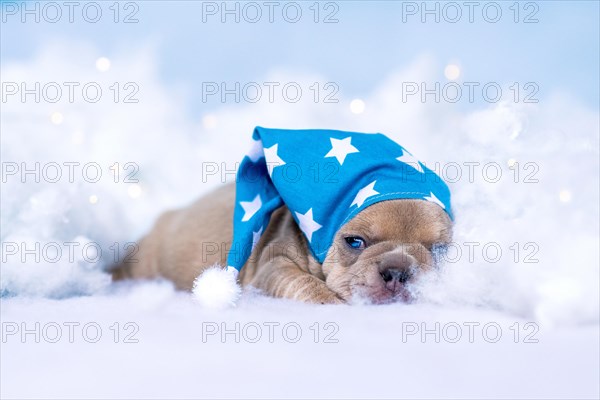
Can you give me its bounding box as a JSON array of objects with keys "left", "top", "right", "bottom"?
[
  {"left": 114, "top": 183, "right": 452, "bottom": 304},
  {"left": 114, "top": 184, "right": 340, "bottom": 303}
]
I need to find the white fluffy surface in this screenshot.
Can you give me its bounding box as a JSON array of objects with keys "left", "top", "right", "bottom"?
[
  {"left": 2, "top": 286, "right": 599, "bottom": 399},
  {"left": 192, "top": 265, "right": 241, "bottom": 309}
]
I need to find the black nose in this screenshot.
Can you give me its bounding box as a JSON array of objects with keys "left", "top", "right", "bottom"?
[{"left": 380, "top": 268, "right": 412, "bottom": 285}]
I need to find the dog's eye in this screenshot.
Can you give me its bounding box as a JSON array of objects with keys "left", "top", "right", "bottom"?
[{"left": 345, "top": 236, "right": 366, "bottom": 250}]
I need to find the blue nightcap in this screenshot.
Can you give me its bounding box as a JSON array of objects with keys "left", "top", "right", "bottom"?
[{"left": 225, "top": 127, "right": 453, "bottom": 273}]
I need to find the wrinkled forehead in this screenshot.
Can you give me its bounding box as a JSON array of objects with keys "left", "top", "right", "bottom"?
[{"left": 340, "top": 199, "right": 452, "bottom": 243}]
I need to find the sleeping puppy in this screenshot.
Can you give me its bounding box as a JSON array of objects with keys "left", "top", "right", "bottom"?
[{"left": 112, "top": 183, "right": 452, "bottom": 304}]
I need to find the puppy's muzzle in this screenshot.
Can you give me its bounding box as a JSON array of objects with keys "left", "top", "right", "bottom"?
[
  {"left": 380, "top": 268, "right": 412, "bottom": 291},
  {"left": 377, "top": 252, "right": 415, "bottom": 300}
]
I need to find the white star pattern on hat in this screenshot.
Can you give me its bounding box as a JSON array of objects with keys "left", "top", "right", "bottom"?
[
  {"left": 251, "top": 226, "right": 263, "bottom": 251},
  {"left": 247, "top": 138, "right": 264, "bottom": 162},
  {"left": 294, "top": 208, "right": 322, "bottom": 243},
  {"left": 240, "top": 194, "right": 262, "bottom": 222},
  {"left": 264, "top": 143, "right": 286, "bottom": 176},
  {"left": 397, "top": 149, "right": 424, "bottom": 173},
  {"left": 424, "top": 192, "right": 445, "bottom": 209},
  {"left": 324, "top": 137, "right": 359, "bottom": 165},
  {"left": 350, "top": 181, "right": 379, "bottom": 208}
]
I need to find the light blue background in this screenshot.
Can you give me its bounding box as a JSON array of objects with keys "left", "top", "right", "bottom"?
[{"left": 1, "top": 1, "right": 599, "bottom": 114}]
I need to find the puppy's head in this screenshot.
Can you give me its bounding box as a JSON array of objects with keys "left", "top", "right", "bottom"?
[{"left": 322, "top": 200, "right": 452, "bottom": 304}]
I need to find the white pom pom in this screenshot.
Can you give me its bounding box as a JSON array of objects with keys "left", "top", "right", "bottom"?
[{"left": 192, "top": 265, "right": 241, "bottom": 308}]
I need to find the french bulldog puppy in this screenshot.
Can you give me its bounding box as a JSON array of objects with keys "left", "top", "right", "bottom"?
[{"left": 112, "top": 183, "right": 452, "bottom": 304}]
